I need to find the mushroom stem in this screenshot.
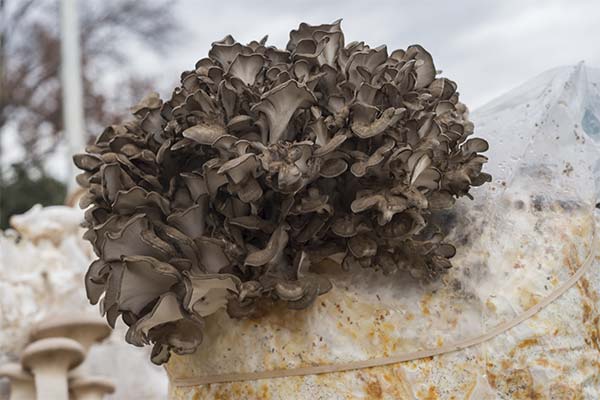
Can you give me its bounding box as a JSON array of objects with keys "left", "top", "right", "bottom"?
[
  {"left": 29, "top": 314, "right": 112, "bottom": 375},
  {"left": 0, "top": 363, "right": 36, "bottom": 400},
  {"left": 21, "top": 338, "right": 85, "bottom": 400},
  {"left": 32, "top": 365, "right": 71, "bottom": 400}
]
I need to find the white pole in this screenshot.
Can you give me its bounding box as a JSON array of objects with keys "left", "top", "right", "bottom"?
[{"left": 60, "top": 0, "right": 85, "bottom": 193}]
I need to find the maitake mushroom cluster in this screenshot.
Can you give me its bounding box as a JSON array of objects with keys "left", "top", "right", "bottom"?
[{"left": 74, "top": 20, "right": 490, "bottom": 364}]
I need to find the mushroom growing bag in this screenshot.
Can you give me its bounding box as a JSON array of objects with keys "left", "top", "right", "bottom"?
[{"left": 167, "top": 64, "right": 600, "bottom": 399}]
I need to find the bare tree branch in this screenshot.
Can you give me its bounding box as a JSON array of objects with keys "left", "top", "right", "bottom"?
[{"left": 1, "top": 0, "right": 178, "bottom": 166}]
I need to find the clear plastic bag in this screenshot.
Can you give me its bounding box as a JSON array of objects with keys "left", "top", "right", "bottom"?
[{"left": 168, "top": 64, "right": 600, "bottom": 399}]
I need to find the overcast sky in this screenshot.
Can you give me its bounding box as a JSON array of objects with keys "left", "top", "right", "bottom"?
[
  {"left": 4, "top": 0, "right": 600, "bottom": 182},
  {"left": 127, "top": 0, "right": 600, "bottom": 109}
]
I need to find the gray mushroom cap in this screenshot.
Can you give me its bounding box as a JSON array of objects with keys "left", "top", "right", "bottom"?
[
  {"left": 245, "top": 226, "right": 289, "bottom": 267},
  {"left": 183, "top": 273, "right": 240, "bottom": 317},
  {"left": 252, "top": 80, "right": 317, "bottom": 143},
  {"left": 275, "top": 281, "right": 305, "bottom": 301},
  {"left": 351, "top": 107, "right": 405, "bottom": 139},
  {"left": 348, "top": 235, "right": 378, "bottom": 258},
  {"left": 0, "top": 363, "right": 33, "bottom": 382},
  {"left": 115, "top": 256, "right": 181, "bottom": 315},
  {"left": 29, "top": 314, "right": 111, "bottom": 352},
  {"left": 125, "top": 292, "right": 185, "bottom": 347},
  {"left": 331, "top": 215, "right": 369, "bottom": 238},
  {"left": 320, "top": 157, "right": 348, "bottom": 178},
  {"left": 227, "top": 53, "right": 265, "bottom": 86},
  {"left": 21, "top": 338, "right": 85, "bottom": 372}
]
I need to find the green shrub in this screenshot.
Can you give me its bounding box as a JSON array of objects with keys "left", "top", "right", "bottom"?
[{"left": 0, "top": 163, "right": 67, "bottom": 229}]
